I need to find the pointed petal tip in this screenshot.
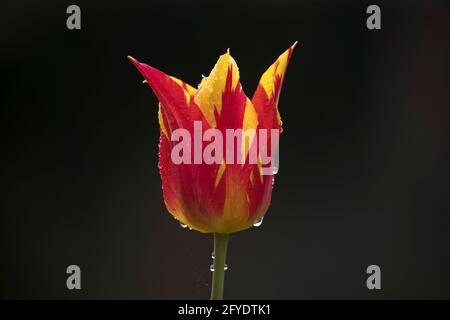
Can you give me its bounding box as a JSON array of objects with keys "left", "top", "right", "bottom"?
[
  {"left": 127, "top": 56, "right": 159, "bottom": 85},
  {"left": 127, "top": 55, "right": 140, "bottom": 68},
  {"left": 220, "top": 48, "right": 232, "bottom": 60},
  {"left": 291, "top": 41, "right": 298, "bottom": 49},
  {"left": 127, "top": 56, "right": 158, "bottom": 75}
]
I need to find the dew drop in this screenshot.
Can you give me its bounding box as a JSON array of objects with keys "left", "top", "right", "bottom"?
[
  {"left": 210, "top": 264, "right": 228, "bottom": 272},
  {"left": 179, "top": 222, "right": 188, "bottom": 228},
  {"left": 272, "top": 166, "right": 279, "bottom": 175},
  {"left": 253, "top": 216, "right": 264, "bottom": 227},
  {"left": 211, "top": 251, "right": 215, "bottom": 259}
]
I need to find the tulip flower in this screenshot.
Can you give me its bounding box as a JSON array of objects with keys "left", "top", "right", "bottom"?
[{"left": 128, "top": 43, "right": 296, "bottom": 299}]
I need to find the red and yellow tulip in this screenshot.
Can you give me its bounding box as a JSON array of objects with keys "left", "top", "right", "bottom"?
[{"left": 128, "top": 43, "right": 296, "bottom": 234}]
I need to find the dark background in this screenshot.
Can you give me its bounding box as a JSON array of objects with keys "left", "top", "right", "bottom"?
[{"left": 1, "top": 0, "right": 449, "bottom": 299}]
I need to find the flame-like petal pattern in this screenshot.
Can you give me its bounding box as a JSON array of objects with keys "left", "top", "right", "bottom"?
[{"left": 128, "top": 43, "right": 296, "bottom": 233}]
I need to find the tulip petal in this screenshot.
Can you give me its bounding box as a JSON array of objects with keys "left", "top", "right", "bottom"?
[
  {"left": 192, "top": 50, "right": 263, "bottom": 232},
  {"left": 251, "top": 42, "right": 297, "bottom": 130},
  {"left": 128, "top": 56, "right": 203, "bottom": 133},
  {"left": 129, "top": 56, "right": 218, "bottom": 232},
  {"left": 194, "top": 50, "right": 241, "bottom": 128}
]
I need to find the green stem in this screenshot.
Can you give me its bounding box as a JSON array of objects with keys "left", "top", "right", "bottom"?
[{"left": 210, "top": 233, "right": 229, "bottom": 300}]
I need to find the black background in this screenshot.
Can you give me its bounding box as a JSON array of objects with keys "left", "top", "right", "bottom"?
[{"left": 1, "top": 0, "right": 449, "bottom": 299}]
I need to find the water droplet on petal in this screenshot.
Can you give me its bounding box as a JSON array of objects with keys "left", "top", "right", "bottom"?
[
  {"left": 272, "top": 166, "right": 279, "bottom": 175},
  {"left": 253, "top": 216, "right": 264, "bottom": 227},
  {"left": 179, "top": 222, "right": 188, "bottom": 228},
  {"left": 211, "top": 251, "right": 215, "bottom": 259}
]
